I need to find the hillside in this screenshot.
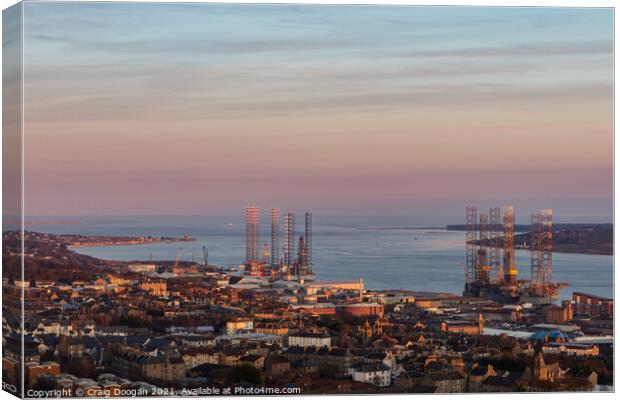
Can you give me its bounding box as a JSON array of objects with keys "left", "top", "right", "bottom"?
[{"left": 469, "top": 226, "right": 613, "bottom": 256}]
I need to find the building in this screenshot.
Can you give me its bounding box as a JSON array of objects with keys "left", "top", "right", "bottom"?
[
  {"left": 529, "top": 330, "right": 569, "bottom": 343},
  {"left": 265, "top": 355, "right": 291, "bottom": 376},
  {"left": 292, "top": 304, "right": 336, "bottom": 316},
  {"left": 282, "top": 346, "right": 357, "bottom": 378},
  {"left": 441, "top": 315, "right": 484, "bottom": 335},
  {"left": 109, "top": 347, "right": 186, "bottom": 383},
  {"left": 349, "top": 362, "right": 391, "bottom": 387},
  {"left": 468, "top": 363, "right": 495, "bottom": 392},
  {"left": 482, "top": 306, "right": 520, "bottom": 322},
  {"left": 529, "top": 352, "right": 562, "bottom": 382},
  {"left": 288, "top": 332, "right": 331, "bottom": 348},
  {"left": 143, "top": 357, "right": 186, "bottom": 382},
  {"left": 254, "top": 323, "right": 289, "bottom": 336},
  {"left": 547, "top": 301, "right": 573, "bottom": 324},
  {"left": 239, "top": 354, "right": 265, "bottom": 369},
  {"left": 108, "top": 275, "right": 134, "bottom": 286},
  {"left": 218, "top": 349, "right": 246, "bottom": 366},
  {"left": 342, "top": 303, "right": 384, "bottom": 317},
  {"left": 179, "top": 335, "right": 215, "bottom": 348},
  {"left": 481, "top": 372, "right": 524, "bottom": 392},
  {"left": 35, "top": 319, "right": 72, "bottom": 336},
  {"left": 139, "top": 280, "right": 167, "bottom": 296},
  {"left": 394, "top": 370, "right": 424, "bottom": 390},
  {"left": 422, "top": 371, "right": 466, "bottom": 393},
  {"left": 541, "top": 343, "right": 600, "bottom": 357},
  {"left": 530, "top": 323, "right": 581, "bottom": 334},
  {"left": 226, "top": 319, "right": 254, "bottom": 334},
  {"left": 172, "top": 264, "right": 199, "bottom": 275},
  {"left": 306, "top": 280, "right": 364, "bottom": 294},
  {"left": 572, "top": 292, "right": 613, "bottom": 317},
  {"left": 181, "top": 348, "right": 219, "bottom": 369},
  {"left": 128, "top": 264, "right": 157, "bottom": 273},
  {"left": 25, "top": 362, "right": 61, "bottom": 389},
  {"left": 3, "top": 336, "right": 40, "bottom": 388},
  {"left": 58, "top": 335, "right": 85, "bottom": 359}
]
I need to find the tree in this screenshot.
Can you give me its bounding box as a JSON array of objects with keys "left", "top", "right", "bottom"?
[
  {"left": 68, "top": 354, "right": 95, "bottom": 378},
  {"left": 226, "top": 365, "right": 262, "bottom": 386},
  {"left": 373, "top": 375, "right": 382, "bottom": 391},
  {"left": 318, "top": 363, "right": 339, "bottom": 379}
]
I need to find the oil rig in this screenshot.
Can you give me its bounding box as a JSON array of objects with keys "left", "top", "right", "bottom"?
[
  {"left": 462, "top": 205, "right": 567, "bottom": 304},
  {"left": 244, "top": 206, "right": 315, "bottom": 282}
]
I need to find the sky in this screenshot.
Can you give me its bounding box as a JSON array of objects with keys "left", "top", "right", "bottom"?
[{"left": 15, "top": 3, "right": 614, "bottom": 220}]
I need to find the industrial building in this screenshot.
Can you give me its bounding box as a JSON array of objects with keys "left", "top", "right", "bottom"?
[
  {"left": 342, "top": 303, "right": 385, "bottom": 317},
  {"left": 572, "top": 292, "right": 613, "bottom": 317}
]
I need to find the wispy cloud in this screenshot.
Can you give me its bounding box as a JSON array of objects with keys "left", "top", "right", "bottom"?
[{"left": 401, "top": 40, "right": 613, "bottom": 58}]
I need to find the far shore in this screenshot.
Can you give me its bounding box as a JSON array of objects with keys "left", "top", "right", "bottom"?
[{"left": 67, "top": 237, "right": 196, "bottom": 248}]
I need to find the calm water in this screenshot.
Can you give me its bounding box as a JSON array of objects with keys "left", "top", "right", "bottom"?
[{"left": 15, "top": 215, "right": 613, "bottom": 301}]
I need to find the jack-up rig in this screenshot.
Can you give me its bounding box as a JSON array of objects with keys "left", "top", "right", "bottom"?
[
  {"left": 244, "top": 206, "right": 315, "bottom": 282},
  {"left": 462, "top": 205, "right": 567, "bottom": 304}
]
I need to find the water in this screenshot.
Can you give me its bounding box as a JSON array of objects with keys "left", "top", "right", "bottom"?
[{"left": 15, "top": 215, "right": 613, "bottom": 301}]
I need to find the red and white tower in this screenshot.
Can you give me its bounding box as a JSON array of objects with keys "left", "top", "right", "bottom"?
[{"left": 245, "top": 206, "right": 260, "bottom": 263}]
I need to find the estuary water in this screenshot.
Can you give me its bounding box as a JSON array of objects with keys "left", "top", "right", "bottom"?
[{"left": 19, "top": 215, "right": 613, "bottom": 301}]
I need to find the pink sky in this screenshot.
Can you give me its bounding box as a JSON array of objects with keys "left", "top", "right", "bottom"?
[{"left": 14, "top": 4, "right": 613, "bottom": 218}]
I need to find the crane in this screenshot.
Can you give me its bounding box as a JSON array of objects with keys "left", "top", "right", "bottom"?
[{"left": 173, "top": 247, "right": 183, "bottom": 270}]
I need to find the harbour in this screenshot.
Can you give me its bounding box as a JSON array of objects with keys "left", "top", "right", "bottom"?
[{"left": 22, "top": 215, "right": 612, "bottom": 301}]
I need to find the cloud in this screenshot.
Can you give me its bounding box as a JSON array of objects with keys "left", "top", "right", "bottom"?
[
  {"left": 23, "top": 78, "right": 612, "bottom": 123},
  {"left": 29, "top": 34, "right": 362, "bottom": 56},
  {"left": 400, "top": 40, "right": 613, "bottom": 58}
]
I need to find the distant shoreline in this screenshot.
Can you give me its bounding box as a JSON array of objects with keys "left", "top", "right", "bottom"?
[
  {"left": 446, "top": 223, "right": 613, "bottom": 231},
  {"left": 6, "top": 220, "right": 82, "bottom": 226},
  {"left": 54, "top": 233, "right": 197, "bottom": 249},
  {"left": 358, "top": 226, "right": 446, "bottom": 230},
  {"left": 452, "top": 224, "right": 613, "bottom": 257},
  {"left": 68, "top": 238, "right": 194, "bottom": 249}
]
